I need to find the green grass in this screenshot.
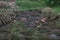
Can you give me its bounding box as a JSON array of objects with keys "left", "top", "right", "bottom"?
[
  {"left": 53, "top": 7, "right": 60, "bottom": 14},
  {"left": 16, "top": 0, "right": 46, "bottom": 10},
  {"left": 16, "top": 0, "right": 60, "bottom": 14}
]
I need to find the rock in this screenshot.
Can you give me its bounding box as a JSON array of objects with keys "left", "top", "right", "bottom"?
[
  {"left": 21, "top": 17, "right": 27, "bottom": 22},
  {"left": 48, "top": 34, "right": 60, "bottom": 39}
]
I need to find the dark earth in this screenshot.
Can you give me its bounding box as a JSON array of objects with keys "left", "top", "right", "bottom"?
[{"left": 0, "top": 9, "right": 60, "bottom": 40}]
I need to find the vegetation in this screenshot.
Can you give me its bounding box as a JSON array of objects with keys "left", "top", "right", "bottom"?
[
  {"left": 16, "top": 0, "right": 60, "bottom": 13},
  {"left": 0, "top": 0, "right": 60, "bottom": 40}
]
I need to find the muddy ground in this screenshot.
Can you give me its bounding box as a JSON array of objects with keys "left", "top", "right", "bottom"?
[{"left": 0, "top": 9, "right": 60, "bottom": 40}]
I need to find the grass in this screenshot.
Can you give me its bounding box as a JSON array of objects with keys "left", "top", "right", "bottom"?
[
  {"left": 53, "top": 7, "right": 60, "bottom": 14},
  {"left": 16, "top": 0, "right": 60, "bottom": 14},
  {"left": 16, "top": 0, "right": 46, "bottom": 10}
]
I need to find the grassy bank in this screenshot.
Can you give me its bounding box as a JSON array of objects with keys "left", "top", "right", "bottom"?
[{"left": 16, "top": 0, "right": 60, "bottom": 14}]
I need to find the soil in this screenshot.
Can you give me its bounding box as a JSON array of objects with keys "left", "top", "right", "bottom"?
[{"left": 0, "top": 10, "right": 60, "bottom": 40}]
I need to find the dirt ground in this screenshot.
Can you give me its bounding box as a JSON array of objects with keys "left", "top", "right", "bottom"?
[{"left": 0, "top": 9, "right": 60, "bottom": 40}]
